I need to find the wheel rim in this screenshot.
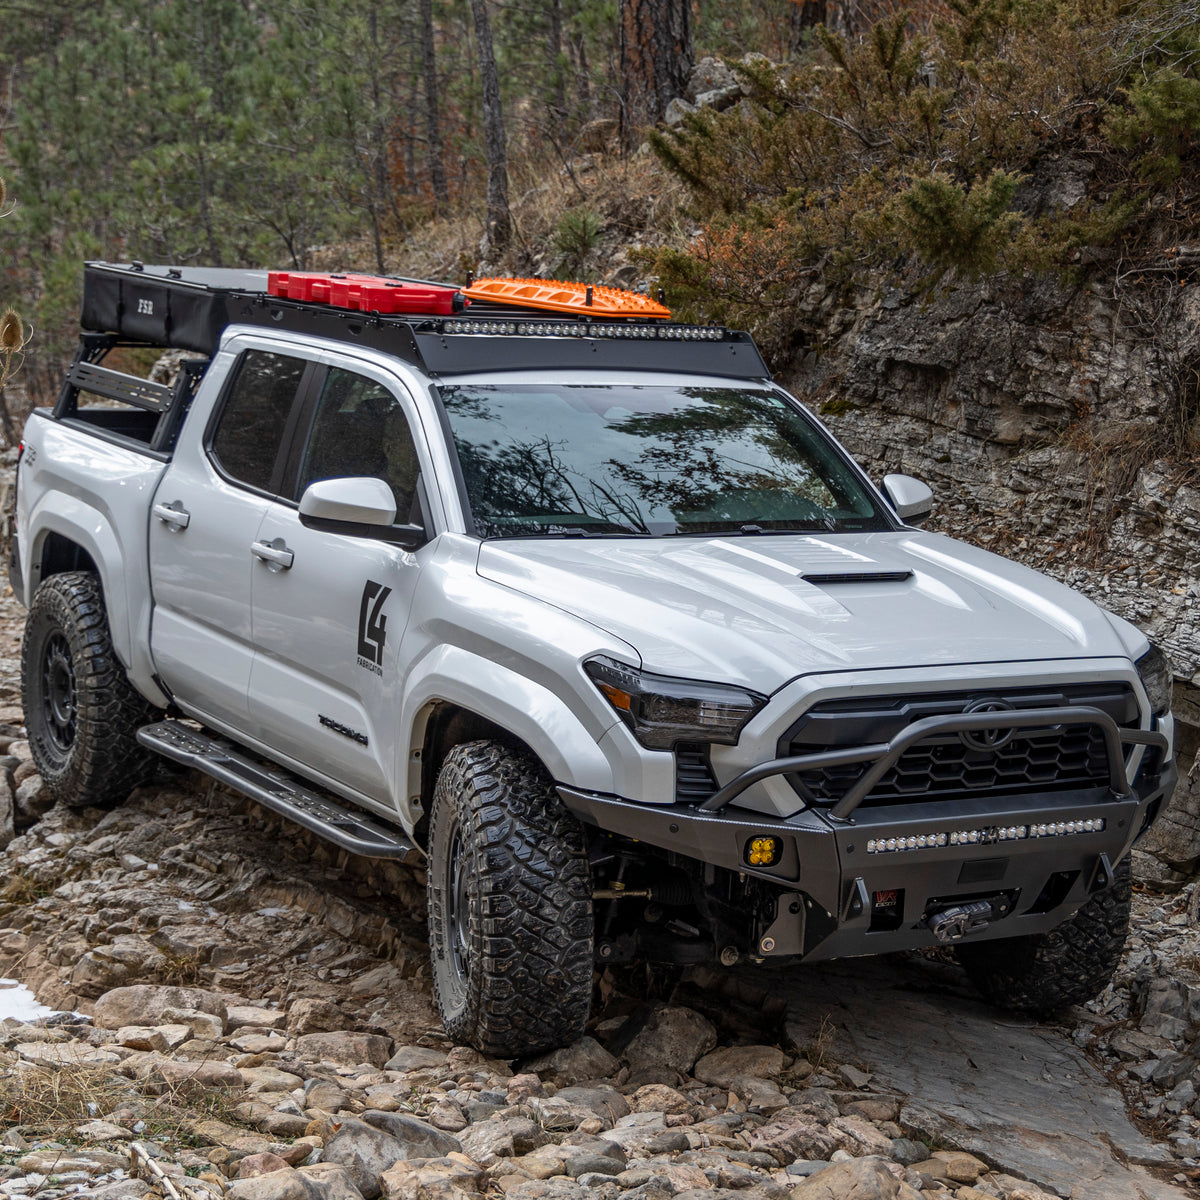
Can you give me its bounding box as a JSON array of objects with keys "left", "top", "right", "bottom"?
[
  {"left": 41, "top": 632, "right": 77, "bottom": 753},
  {"left": 446, "top": 823, "right": 471, "bottom": 991}
]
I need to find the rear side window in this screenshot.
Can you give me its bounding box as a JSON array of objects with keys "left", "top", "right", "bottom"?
[{"left": 210, "top": 350, "right": 307, "bottom": 492}]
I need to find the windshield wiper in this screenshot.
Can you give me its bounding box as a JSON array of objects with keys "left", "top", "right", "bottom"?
[
  {"left": 669, "top": 519, "right": 836, "bottom": 537},
  {"left": 486, "top": 511, "right": 649, "bottom": 536}
]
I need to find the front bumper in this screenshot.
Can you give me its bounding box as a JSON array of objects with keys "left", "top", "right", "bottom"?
[{"left": 559, "top": 737, "right": 1177, "bottom": 962}]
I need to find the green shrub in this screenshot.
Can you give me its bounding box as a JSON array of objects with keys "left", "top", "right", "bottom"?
[{"left": 554, "top": 208, "right": 603, "bottom": 277}]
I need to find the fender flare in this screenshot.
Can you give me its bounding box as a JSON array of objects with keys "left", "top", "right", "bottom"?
[
  {"left": 25, "top": 496, "right": 167, "bottom": 707},
  {"left": 399, "top": 644, "right": 618, "bottom": 812}
]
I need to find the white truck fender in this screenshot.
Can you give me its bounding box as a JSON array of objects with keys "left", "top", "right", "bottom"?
[
  {"left": 399, "top": 644, "right": 619, "bottom": 811},
  {"left": 26, "top": 495, "right": 168, "bottom": 708}
]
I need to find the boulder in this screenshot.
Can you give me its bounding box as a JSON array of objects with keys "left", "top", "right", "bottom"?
[
  {"left": 117, "top": 1026, "right": 169, "bottom": 1052},
  {"left": 160, "top": 1006, "right": 224, "bottom": 1040},
  {"left": 385, "top": 1046, "right": 448, "bottom": 1073},
  {"left": 237, "top": 1153, "right": 295, "bottom": 1179},
  {"left": 379, "top": 1156, "right": 483, "bottom": 1200},
  {"left": 791, "top": 1157, "right": 916, "bottom": 1199},
  {"left": 748, "top": 1109, "right": 842, "bottom": 1164},
  {"left": 18, "top": 1150, "right": 130, "bottom": 1174},
  {"left": 155, "top": 1057, "right": 243, "bottom": 1091},
  {"left": 623, "top": 1006, "right": 717, "bottom": 1076},
  {"left": 295, "top": 1031, "right": 392, "bottom": 1068},
  {"left": 288, "top": 999, "right": 345, "bottom": 1035},
  {"left": 630, "top": 1083, "right": 692, "bottom": 1114},
  {"left": 229, "top": 1004, "right": 288, "bottom": 1031},
  {"left": 92, "top": 984, "right": 229, "bottom": 1031},
  {"left": 694, "top": 1045, "right": 787, "bottom": 1087},
  {"left": 457, "top": 1116, "right": 545, "bottom": 1165},
  {"left": 322, "top": 1113, "right": 463, "bottom": 1200},
  {"left": 523, "top": 1036, "right": 617, "bottom": 1085},
  {"left": 229, "top": 1163, "right": 365, "bottom": 1200},
  {"left": 553, "top": 1085, "right": 630, "bottom": 1124}
]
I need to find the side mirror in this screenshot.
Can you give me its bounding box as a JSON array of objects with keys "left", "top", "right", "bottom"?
[
  {"left": 299, "top": 477, "right": 426, "bottom": 549},
  {"left": 881, "top": 473, "right": 934, "bottom": 526}
]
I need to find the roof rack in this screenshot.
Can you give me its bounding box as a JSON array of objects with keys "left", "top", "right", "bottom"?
[{"left": 79, "top": 262, "right": 770, "bottom": 380}]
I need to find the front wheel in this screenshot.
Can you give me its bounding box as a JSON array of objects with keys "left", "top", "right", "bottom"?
[
  {"left": 21, "top": 571, "right": 158, "bottom": 809},
  {"left": 954, "top": 854, "right": 1131, "bottom": 1014},
  {"left": 427, "top": 740, "right": 593, "bottom": 1057}
]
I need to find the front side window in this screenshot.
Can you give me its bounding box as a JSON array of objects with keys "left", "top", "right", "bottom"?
[
  {"left": 210, "top": 350, "right": 307, "bottom": 492},
  {"left": 439, "top": 384, "right": 891, "bottom": 538},
  {"left": 296, "top": 367, "right": 420, "bottom": 522}
]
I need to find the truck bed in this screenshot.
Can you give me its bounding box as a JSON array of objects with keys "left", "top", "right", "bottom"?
[{"left": 57, "top": 406, "right": 163, "bottom": 455}]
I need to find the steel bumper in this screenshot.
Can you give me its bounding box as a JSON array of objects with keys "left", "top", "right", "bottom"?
[{"left": 559, "top": 748, "right": 1177, "bottom": 961}]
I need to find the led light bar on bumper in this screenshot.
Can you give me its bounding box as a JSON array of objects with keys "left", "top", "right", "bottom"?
[
  {"left": 866, "top": 818, "right": 1107, "bottom": 854},
  {"left": 584, "top": 655, "right": 766, "bottom": 751}
]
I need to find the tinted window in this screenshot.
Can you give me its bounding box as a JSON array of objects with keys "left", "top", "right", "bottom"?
[
  {"left": 439, "top": 384, "right": 890, "bottom": 538},
  {"left": 211, "top": 350, "right": 307, "bottom": 492},
  {"left": 296, "top": 368, "right": 420, "bottom": 522}
]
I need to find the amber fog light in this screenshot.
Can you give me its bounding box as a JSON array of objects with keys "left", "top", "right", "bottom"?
[{"left": 746, "top": 836, "right": 781, "bottom": 867}]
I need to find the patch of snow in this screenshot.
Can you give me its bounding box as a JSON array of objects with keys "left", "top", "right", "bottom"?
[{"left": 0, "top": 978, "right": 58, "bottom": 1022}]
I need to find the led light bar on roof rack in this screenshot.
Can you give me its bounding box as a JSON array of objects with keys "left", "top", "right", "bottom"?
[
  {"left": 463, "top": 277, "right": 671, "bottom": 318},
  {"left": 439, "top": 317, "right": 725, "bottom": 340}
]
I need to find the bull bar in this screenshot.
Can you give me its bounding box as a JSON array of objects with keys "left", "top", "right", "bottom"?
[{"left": 697, "top": 705, "right": 1168, "bottom": 819}]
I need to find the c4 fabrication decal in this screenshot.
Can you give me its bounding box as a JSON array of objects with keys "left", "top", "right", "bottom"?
[{"left": 357, "top": 580, "right": 392, "bottom": 676}]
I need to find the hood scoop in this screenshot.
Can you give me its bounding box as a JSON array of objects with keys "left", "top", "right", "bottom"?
[{"left": 802, "top": 570, "right": 913, "bottom": 585}]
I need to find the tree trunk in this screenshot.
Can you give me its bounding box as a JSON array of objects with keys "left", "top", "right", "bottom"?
[
  {"left": 468, "top": 0, "right": 510, "bottom": 254},
  {"left": 788, "top": 0, "right": 828, "bottom": 55},
  {"left": 547, "top": 0, "right": 566, "bottom": 120},
  {"left": 618, "top": 0, "right": 692, "bottom": 152},
  {"left": 420, "top": 0, "right": 449, "bottom": 208}
]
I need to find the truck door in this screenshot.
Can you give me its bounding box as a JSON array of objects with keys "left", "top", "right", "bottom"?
[
  {"left": 245, "top": 362, "right": 427, "bottom": 804},
  {"left": 149, "top": 348, "right": 313, "bottom": 725}
]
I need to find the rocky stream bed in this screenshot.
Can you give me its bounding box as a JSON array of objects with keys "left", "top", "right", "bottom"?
[{"left": 0, "top": 593, "right": 1196, "bottom": 1200}]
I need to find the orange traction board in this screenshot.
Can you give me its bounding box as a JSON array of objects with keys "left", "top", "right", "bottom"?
[{"left": 463, "top": 277, "right": 670, "bottom": 318}]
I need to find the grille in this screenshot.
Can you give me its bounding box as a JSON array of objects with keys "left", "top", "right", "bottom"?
[
  {"left": 782, "top": 683, "right": 1139, "bottom": 808},
  {"left": 675, "top": 743, "right": 718, "bottom": 803}
]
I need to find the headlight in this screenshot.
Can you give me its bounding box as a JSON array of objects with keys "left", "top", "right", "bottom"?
[
  {"left": 1136, "top": 642, "right": 1173, "bottom": 717},
  {"left": 584, "top": 655, "right": 767, "bottom": 750}
]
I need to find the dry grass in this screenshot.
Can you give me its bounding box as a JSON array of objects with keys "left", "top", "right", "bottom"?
[
  {"left": 0, "top": 871, "right": 50, "bottom": 907},
  {"left": 799, "top": 1012, "right": 838, "bottom": 1071},
  {"left": 0, "top": 1057, "right": 255, "bottom": 1150},
  {"left": 0, "top": 1061, "right": 132, "bottom": 1131},
  {"left": 310, "top": 147, "right": 688, "bottom": 290},
  {"left": 152, "top": 952, "right": 205, "bottom": 988}
]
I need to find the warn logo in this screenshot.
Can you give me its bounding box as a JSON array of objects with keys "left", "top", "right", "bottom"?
[{"left": 356, "top": 580, "right": 392, "bottom": 676}]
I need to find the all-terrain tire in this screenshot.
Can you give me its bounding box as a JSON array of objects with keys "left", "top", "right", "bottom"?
[
  {"left": 954, "top": 854, "right": 1131, "bottom": 1014},
  {"left": 21, "top": 571, "right": 159, "bottom": 809},
  {"left": 427, "top": 739, "right": 593, "bottom": 1057}
]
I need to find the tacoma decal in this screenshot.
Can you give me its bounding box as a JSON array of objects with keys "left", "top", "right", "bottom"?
[
  {"left": 319, "top": 714, "right": 369, "bottom": 746},
  {"left": 357, "top": 580, "right": 392, "bottom": 676}
]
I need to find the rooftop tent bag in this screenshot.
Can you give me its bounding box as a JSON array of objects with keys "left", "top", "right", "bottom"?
[{"left": 80, "top": 263, "right": 270, "bottom": 354}]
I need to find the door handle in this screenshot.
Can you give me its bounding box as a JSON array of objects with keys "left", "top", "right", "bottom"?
[
  {"left": 251, "top": 540, "right": 294, "bottom": 570},
  {"left": 152, "top": 502, "right": 190, "bottom": 529}
]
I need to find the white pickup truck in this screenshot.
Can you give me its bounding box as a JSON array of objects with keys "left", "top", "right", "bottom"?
[{"left": 11, "top": 262, "right": 1178, "bottom": 1056}]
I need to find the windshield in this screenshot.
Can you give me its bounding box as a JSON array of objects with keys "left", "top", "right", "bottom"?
[{"left": 439, "top": 383, "right": 893, "bottom": 538}]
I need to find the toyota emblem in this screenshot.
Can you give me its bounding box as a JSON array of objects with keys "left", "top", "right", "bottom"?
[{"left": 960, "top": 697, "right": 1017, "bottom": 752}]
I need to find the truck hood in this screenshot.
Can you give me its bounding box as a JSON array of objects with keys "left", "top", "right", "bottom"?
[{"left": 476, "top": 531, "right": 1133, "bottom": 694}]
